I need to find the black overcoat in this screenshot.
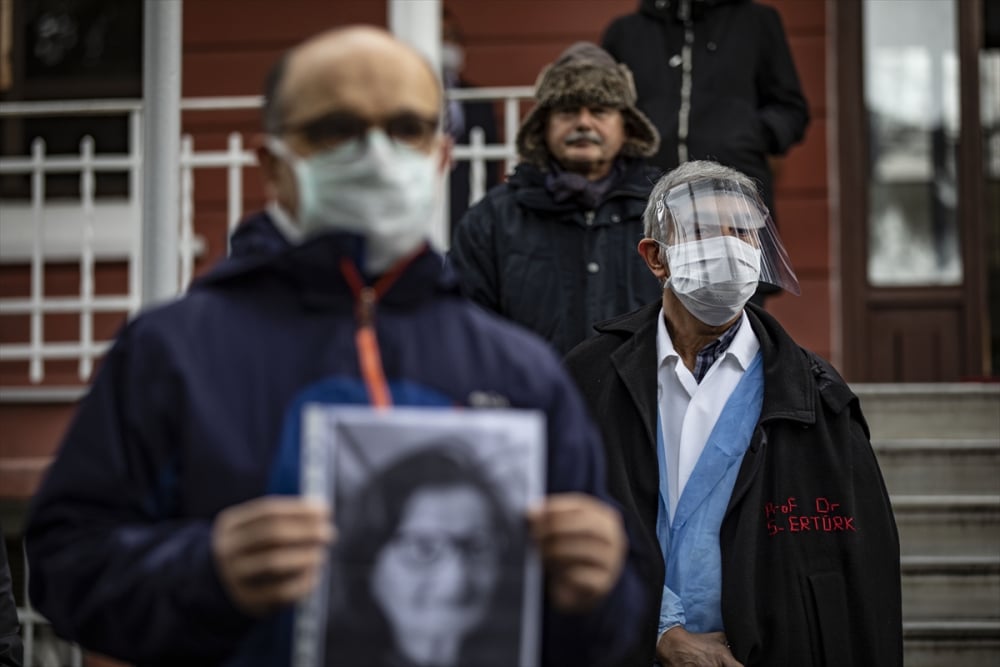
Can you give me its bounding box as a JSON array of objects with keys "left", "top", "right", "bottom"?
[
  {"left": 564, "top": 302, "right": 903, "bottom": 667},
  {"left": 449, "top": 160, "right": 663, "bottom": 356}
]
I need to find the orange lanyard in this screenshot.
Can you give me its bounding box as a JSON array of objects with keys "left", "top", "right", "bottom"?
[{"left": 339, "top": 257, "right": 410, "bottom": 409}]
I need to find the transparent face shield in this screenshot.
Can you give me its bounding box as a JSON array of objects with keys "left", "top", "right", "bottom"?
[{"left": 652, "top": 179, "right": 800, "bottom": 295}]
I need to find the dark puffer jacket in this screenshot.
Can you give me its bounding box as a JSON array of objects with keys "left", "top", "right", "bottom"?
[
  {"left": 602, "top": 0, "right": 809, "bottom": 216},
  {"left": 448, "top": 159, "right": 664, "bottom": 356}
]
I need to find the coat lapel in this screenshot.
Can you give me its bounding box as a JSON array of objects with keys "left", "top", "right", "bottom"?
[{"left": 607, "top": 303, "right": 661, "bottom": 450}]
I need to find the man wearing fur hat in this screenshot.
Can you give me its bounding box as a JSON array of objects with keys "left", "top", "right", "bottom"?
[{"left": 449, "top": 42, "right": 664, "bottom": 356}]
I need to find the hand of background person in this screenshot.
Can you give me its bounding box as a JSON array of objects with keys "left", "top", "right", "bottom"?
[
  {"left": 527, "top": 492, "right": 626, "bottom": 613},
  {"left": 212, "top": 496, "right": 333, "bottom": 617},
  {"left": 656, "top": 626, "right": 744, "bottom": 667}
]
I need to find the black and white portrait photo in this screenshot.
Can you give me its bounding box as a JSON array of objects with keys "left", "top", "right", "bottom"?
[{"left": 295, "top": 406, "right": 546, "bottom": 667}]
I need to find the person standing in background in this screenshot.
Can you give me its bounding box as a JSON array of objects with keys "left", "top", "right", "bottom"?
[
  {"left": 442, "top": 7, "right": 501, "bottom": 236},
  {"left": 449, "top": 42, "right": 663, "bottom": 356},
  {"left": 602, "top": 0, "right": 809, "bottom": 305}
]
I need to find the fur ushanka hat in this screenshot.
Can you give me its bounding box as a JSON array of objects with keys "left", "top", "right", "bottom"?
[{"left": 516, "top": 42, "right": 660, "bottom": 167}]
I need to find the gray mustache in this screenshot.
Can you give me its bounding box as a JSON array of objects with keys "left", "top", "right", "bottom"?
[{"left": 563, "top": 131, "right": 603, "bottom": 146}]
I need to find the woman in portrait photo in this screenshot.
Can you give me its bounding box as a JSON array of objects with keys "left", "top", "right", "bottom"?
[{"left": 324, "top": 444, "right": 526, "bottom": 667}]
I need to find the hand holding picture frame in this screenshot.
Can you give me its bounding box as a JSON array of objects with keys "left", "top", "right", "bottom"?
[{"left": 295, "top": 405, "right": 546, "bottom": 667}]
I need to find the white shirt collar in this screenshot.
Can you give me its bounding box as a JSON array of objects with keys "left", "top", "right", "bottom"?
[
  {"left": 655, "top": 309, "right": 759, "bottom": 374},
  {"left": 724, "top": 311, "right": 759, "bottom": 372}
]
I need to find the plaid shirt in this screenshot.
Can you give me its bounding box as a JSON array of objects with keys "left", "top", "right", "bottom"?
[{"left": 692, "top": 318, "right": 743, "bottom": 383}]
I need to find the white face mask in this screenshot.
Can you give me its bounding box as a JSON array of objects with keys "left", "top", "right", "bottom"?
[
  {"left": 665, "top": 235, "right": 761, "bottom": 326},
  {"left": 441, "top": 43, "right": 465, "bottom": 78},
  {"left": 269, "top": 130, "right": 439, "bottom": 274}
]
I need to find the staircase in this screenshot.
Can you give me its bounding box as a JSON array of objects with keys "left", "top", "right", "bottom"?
[{"left": 855, "top": 384, "right": 1000, "bottom": 667}]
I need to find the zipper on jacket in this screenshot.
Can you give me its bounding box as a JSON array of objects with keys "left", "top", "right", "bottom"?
[
  {"left": 358, "top": 286, "right": 376, "bottom": 328},
  {"left": 340, "top": 258, "right": 414, "bottom": 409},
  {"left": 352, "top": 284, "right": 392, "bottom": 409}
]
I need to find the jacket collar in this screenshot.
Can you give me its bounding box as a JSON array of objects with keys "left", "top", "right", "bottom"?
[
  {"left": 595, "top": 301, "right": 817, "bottom": 427},
  {"left": 745, "top": 304, "right": 816, "bottom": 425},
  {"left": 228, "top": 209, "right": 293, "bottom": 259},
  {"left": 604, "top": 302, "right": 662, "bottom": 447},
  {"left": 508, "top": 159, "right": 656, "bottom": 213},
  {"left": 193, "top": 212, "right": 459, "bottom": 309}
]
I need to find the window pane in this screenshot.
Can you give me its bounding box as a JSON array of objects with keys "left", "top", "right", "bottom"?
[
  {"left": 23, "top": 0, "right": 141, "bottom": 86},
  {"left": 864, "top": 0, "right": 962, "bottom": 286}
]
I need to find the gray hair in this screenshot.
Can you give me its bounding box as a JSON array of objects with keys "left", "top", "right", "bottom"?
[{"left": 642, "top": 160, "right": 761, "bottom": 242}]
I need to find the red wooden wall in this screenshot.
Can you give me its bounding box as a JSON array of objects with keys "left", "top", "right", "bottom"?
[{"left": 759, "top": 0, "right": 832, "bottom": 363}]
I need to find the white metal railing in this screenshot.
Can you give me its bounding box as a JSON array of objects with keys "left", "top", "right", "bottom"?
[{"left": 0, "top": 87, "right": 532, "bottom": 394}]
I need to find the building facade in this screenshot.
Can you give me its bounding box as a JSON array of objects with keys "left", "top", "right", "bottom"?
[{"left": 0, "top": 0, "right": 997, "bottom": 661}]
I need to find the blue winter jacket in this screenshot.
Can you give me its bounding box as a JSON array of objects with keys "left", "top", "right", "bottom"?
[{"left": 24, "top": 212, "right": 646, "bottom": 667}]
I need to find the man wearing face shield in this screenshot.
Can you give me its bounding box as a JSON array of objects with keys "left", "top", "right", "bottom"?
[
  {"left": 564, "top": 161, "right": 902, "bottom": 666},
  {"left": 448, "top": 42, "right": 664, "bottom": 356},
  {"left": 25, "top": 27, "right": 646, "bottom": 666}
]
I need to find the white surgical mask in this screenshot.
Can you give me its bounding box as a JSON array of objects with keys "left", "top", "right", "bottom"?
[
  {"left": 269, "top": 130, "right": 439, "bottom": 274},
  {"left": 665, "top": 235, "right": 761, "bottom": 326},
  {"left": 441, "top": 43, "right": 465, "bottom": 77}
]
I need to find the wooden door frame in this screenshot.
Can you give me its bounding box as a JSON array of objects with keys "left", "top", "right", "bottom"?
[
  {"left": 957, "top": 0, "right": 989, "bottom": 377},
  {"left": 835, "top": 0, "right": 988, "bottom": 381},
  {"left": 834, "top": 0, "right": 867, "bottom": 381}
]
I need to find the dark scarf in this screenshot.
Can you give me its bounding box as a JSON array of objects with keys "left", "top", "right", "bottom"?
[{"left": 544, "top": 159, "right": 626, "bottom": 209}]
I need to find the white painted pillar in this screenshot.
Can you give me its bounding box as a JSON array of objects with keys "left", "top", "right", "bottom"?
[
  {"left": 388, "top": 0, "right": 442, "bottom": 72},
  {"left": 141, "top": 0, "right": 183, "bottom": 305},
  {"left": 388, "top": 0, "right": 449, "bottom": 251}
]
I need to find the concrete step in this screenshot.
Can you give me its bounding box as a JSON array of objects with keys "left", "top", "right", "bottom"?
[
  {"left": 901, "top": 555, "right": 1000, "bottom": 621},
  {"left": 892, "top": 495, "right": 1000, "bottom": 557},
  {"left": 904, "top": 620, "right": 1000, "bottom": 639},
  {"left": 874, "top": 439, "right": 1000, "bottom": 496},
  {"left": 904, "top": 631, "right": 1000, "bottom": 667},
  {"left": 853, "top": 383, "right": 1000, "bottom": 440}
]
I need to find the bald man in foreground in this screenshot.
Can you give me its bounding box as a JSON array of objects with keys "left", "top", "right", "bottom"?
[{"left": 25, "top": 27, "right": 646, "bottom": 666}]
